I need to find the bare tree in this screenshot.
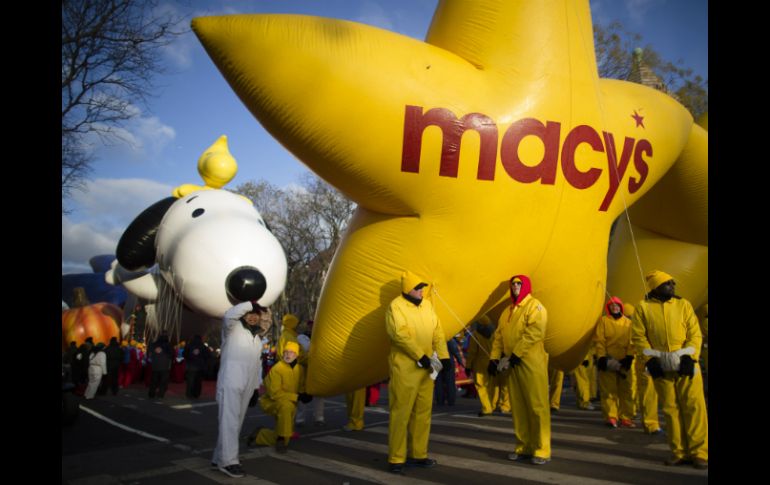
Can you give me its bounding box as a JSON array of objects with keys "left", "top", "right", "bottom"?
[
  {"left": 61, "top": 0, "right": 183, "bottom": 205},
  {"left": 232, "top": 176, "right": 356, "bottom": 326},
  {"left": 594, "top": 21, "right": 708, "bottom": 118}
]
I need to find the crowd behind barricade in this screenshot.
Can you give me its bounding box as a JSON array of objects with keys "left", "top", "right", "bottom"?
[{"left": 63, "top": 268, "right": 708, "bottom": 478}]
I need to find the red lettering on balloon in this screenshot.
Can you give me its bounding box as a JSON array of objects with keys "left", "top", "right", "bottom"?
[
  {"left": 628, "top": 139, "right": 651, "bottom": 193},
  {"left": 561, "top": 125, "right": 603, "bottom": 189},
  {"left": 500, "top": 118, "right": 561, "bottom": 184},
  {"left": 599, "top": 132, "right": 634, "bottom": 211},
  {"left": 401, "top": 105, "right": 498, "bottom": 179},
  {"left": 399, "top": 106, "right": 653, "bottom": 212}
]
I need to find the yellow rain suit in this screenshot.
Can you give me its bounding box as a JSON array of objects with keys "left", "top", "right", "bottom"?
[
  {"left": 277, "top": 314, "right": 305, "bottom": 364},
  {"left": 572, "top": 348, "right": 595, "bottom": 409},
  {"left": 632, "top": 293, "right": 708, "bottom": 461},
  {"left": 548, "top": 367, "right": 563, "bottom": 410},
  {"left": 254, "top": 356, "right": 305, "bottom": 446},
  {"left": 595, "top": 297, "right": 637, "bottom": 422},
  {"left": 491, "top": 275, "right": 550, "bottom": 460},
  {"left": 385, "top": 271, "right": 448, "bottom": 465},
  {"left": 465, "top": 318, "right": 495, "bottom": 415},
  {"left": 345, "top": 387, "right": 366, "bottom": 430}
]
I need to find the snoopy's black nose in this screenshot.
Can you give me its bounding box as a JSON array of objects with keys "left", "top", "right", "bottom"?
[{"left": 226, "top": 266, "right": 267, "bottom": 302}]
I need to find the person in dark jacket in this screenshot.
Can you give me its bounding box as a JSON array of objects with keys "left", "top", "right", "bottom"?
[
  {"left": 184, "top": 335, "right": 210, "bottom": 398},
  {"left": 148, "top": 334, "right": 174, "bottom": 399},
  {"left": 434, "top": 335, "right": 465, "bottom": 406},
  {"left": 102, "top": 337, "right": 123, "bottom": 395}
]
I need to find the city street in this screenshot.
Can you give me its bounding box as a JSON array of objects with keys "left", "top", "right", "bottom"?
[{"left": 63, "top": 378, "right": 708, "bottom": 484}]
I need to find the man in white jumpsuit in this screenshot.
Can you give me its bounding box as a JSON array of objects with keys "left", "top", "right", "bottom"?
[{"left": 212, "top": 301, "right": 272, "bottom": 478}]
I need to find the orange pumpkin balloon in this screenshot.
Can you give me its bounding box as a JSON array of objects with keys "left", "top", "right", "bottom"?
[{"left": 61, "top": 294, "right": 122, "bottom": 351}]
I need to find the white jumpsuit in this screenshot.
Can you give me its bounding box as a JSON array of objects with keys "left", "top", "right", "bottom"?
[{"left": 212, "top": 302, "right": 268, "bottom": 467}]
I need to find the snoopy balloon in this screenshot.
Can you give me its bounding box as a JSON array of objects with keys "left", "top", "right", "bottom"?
[
  {"left": 107, "top": 136, "right": 288, "bottom": 319},
  {"left": 192, "top": 0, "right": 707, "bottom": 395}
]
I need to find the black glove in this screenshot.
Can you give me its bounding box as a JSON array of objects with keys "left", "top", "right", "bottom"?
[
  {"left": 645, "top": 357, "right": 664, "bottom": 379},
  {"left": 440, "top": 359, "right": 451, "bottom": 371},
  {"left": 581, "top": 359, "right": 590, "bottom": 368},
  {"left": 465, "top": 367, "right": 473, "bottom": 376},
  {"left": 619, "top": 355, "right": 634, "bottom": 371},
  {"left": 418, "top": 355, "right": 432, "bottom": 371},
  {"left": 509, "top": 353, "right": 522, "bottom": 367},
  {"left": 298, "top": 392, "right": 313, "bottom": 403},
  {"left": 597, "top": 356, "right": 608, "bottom": 371},
  {"left": 248, "top": 389, "right": 259, "bottom": 407},
  {"left": 487, "top": 360, "right": 499, "bottom": 376},
  {"left": 678, "top": 355, "right": 695, "bottom": 377}
]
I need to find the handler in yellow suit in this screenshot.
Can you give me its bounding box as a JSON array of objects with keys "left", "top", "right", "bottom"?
[
  {"left": 632, "top": 270, "right": 708, "bottom": 470},
  {"left": 490, "top": 275, "right": 550, "bottom": 465},
  {"left": 571, "top": 347, "right": 595, "bottom": 411},
  {"left": 465, "top": 315, "right": 496, "bottom": 416},
  {"left": 385, "top": 270, "right": 449, "bottom": 474},
  {"left": 594, "top": 296, "right": 637, "bottom": 428},
  {"left": 343, "top": 387, "right": 366, "bottom": 431},
  {"left": 277, "top": 314, "right": 303, "bottom": 362},
  {"left": 625, "top": 303, "right": 661, "bottom": 435},
  {"left": 250, "top": 341, "right": 312, "bottom": 453}
]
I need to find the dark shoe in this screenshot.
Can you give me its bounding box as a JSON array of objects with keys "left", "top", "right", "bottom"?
[
  {"left": 210, "top": 462, "right": 217, "bottom": 470},
  {"left": 389, "top": 463, "right": 405, "bottom": 474},
  {"left": 645, "top": 428, "right": 663, "bottom": 435},
  {"left": 406, "top": 457, "right": 436, "bottom": 468},
  {"left": 664, "top": 457, "right": 692, "bottom": 466},
  {"left": 219, "top": 464, "right": 245, "bottom": 478},
  {"left": 478, "top": 411, "right": 491, "bottom": 417},
  {"left": 314, "top": 420, "right": 325, "bottom": 427},
  {"left": 507, "top": 453, "right": 533, "bottom": 461},
  {"left": 275, "top": 439, "right": 288, "bottom": 454},
  {"left": 550, "top": 407, "right": 559, "bottom": 413},
  {"left": 530, "top": 456, "right": 549, "bottom": 465},
  {"left": 693, "top": 458, "right": 708, "bottom": 470}
]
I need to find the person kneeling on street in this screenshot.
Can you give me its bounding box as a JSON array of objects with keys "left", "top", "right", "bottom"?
[{"left": 248, "top": 341, "right": 312, "bottom": 453}]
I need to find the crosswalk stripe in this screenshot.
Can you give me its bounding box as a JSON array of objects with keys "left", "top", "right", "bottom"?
[
  {"left": 364, "top": 427, "right": 704, "bottom": 477},
  {"left": 430, "top": 418, "right": 617, "bottom": 444},
  {"left": 315, "top": 435, "right": 633, "bottom": 485},
  {"left": 450, "top": 413, "right": 585, "bottom": 429},
  {"left": 172, "top": 457, "right": 279, "bottom": 484},
  {"left": 268, "top": 449, "right": 438, "bottom": 484}
]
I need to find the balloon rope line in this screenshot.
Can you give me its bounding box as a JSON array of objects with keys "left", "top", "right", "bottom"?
[
  {"left": 431, "top": 286, "right": 491, "bottom": 358},
  {"left": 576, "top": 8, "right": 647, "bottom": 299}
]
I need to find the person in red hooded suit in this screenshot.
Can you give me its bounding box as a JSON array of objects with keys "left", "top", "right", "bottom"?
[{"left": 489, "top": 275, "right": 550, "bottom": 465}]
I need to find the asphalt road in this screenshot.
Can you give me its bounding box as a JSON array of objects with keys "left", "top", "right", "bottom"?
[{"left": 62, "top": 377, "right": 708, "bottom": 484}]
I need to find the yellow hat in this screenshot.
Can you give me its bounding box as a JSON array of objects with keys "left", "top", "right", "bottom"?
[
  {"left": 477, "top": 315, "right": 491, "bottom": 325},
  {"left": 645, "top": 270, "right": 674, "bottom": 291},
  {"left": 282, "top": 314, "right": 299, "bottom": 329},
  {"left": 623, "top": 303, "right": 635, "bottom": 317},
  {"left": 401, "top": 270, "right": 427, "bottom": 293},
  {"left": 284, "top": 341, "right": 300, "bottom": 354}
]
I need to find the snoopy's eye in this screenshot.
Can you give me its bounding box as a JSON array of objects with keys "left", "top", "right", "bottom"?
[
  {"left": 192, "top": 208, "right": 205, "bottom": 218},
  {"left": 258, "top": 220, "right": 265, "bottom": 226}
]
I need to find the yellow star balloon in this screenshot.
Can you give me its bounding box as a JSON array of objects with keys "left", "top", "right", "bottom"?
[{"left": 193, "top": 0, "right": 706, "bottom": 395}]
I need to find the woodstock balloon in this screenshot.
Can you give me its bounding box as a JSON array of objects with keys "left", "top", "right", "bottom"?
[{"left": 192, "top": 0, "right": 707, "bottom": 395}]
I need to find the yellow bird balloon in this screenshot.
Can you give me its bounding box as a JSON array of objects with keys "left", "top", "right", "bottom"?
[{"left": 192, "top": 0, "right": 707, "bottom": 396}]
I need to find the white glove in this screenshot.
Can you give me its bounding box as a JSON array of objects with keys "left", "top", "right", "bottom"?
[
  {"left": 430, "top": 352, "right": 443, "bottom": 373},
  {"left": 643, "top": 347, "right": 697, "bottom": 373},
  {"left": 498, "top": 355, "right": 511, "bottom": 372},
  {"left": 606, "top": 358, "right": 622, "bottom": 372},
  {"left": 297, "top": 334, "right": 311, "bottom": 352}
]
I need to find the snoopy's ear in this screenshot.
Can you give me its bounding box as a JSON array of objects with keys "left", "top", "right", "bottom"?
[{"left": 117, "top": 197, "right": 176, "bottom": 271}]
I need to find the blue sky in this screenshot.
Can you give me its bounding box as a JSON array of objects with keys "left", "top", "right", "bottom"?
[{"left": 62, "top": 0, "right": 708, "bottom": 274}]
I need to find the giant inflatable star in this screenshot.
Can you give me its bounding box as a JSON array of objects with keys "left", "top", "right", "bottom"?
[{"left": 193, "top": 0, "right": 705, "bottom": 395}]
